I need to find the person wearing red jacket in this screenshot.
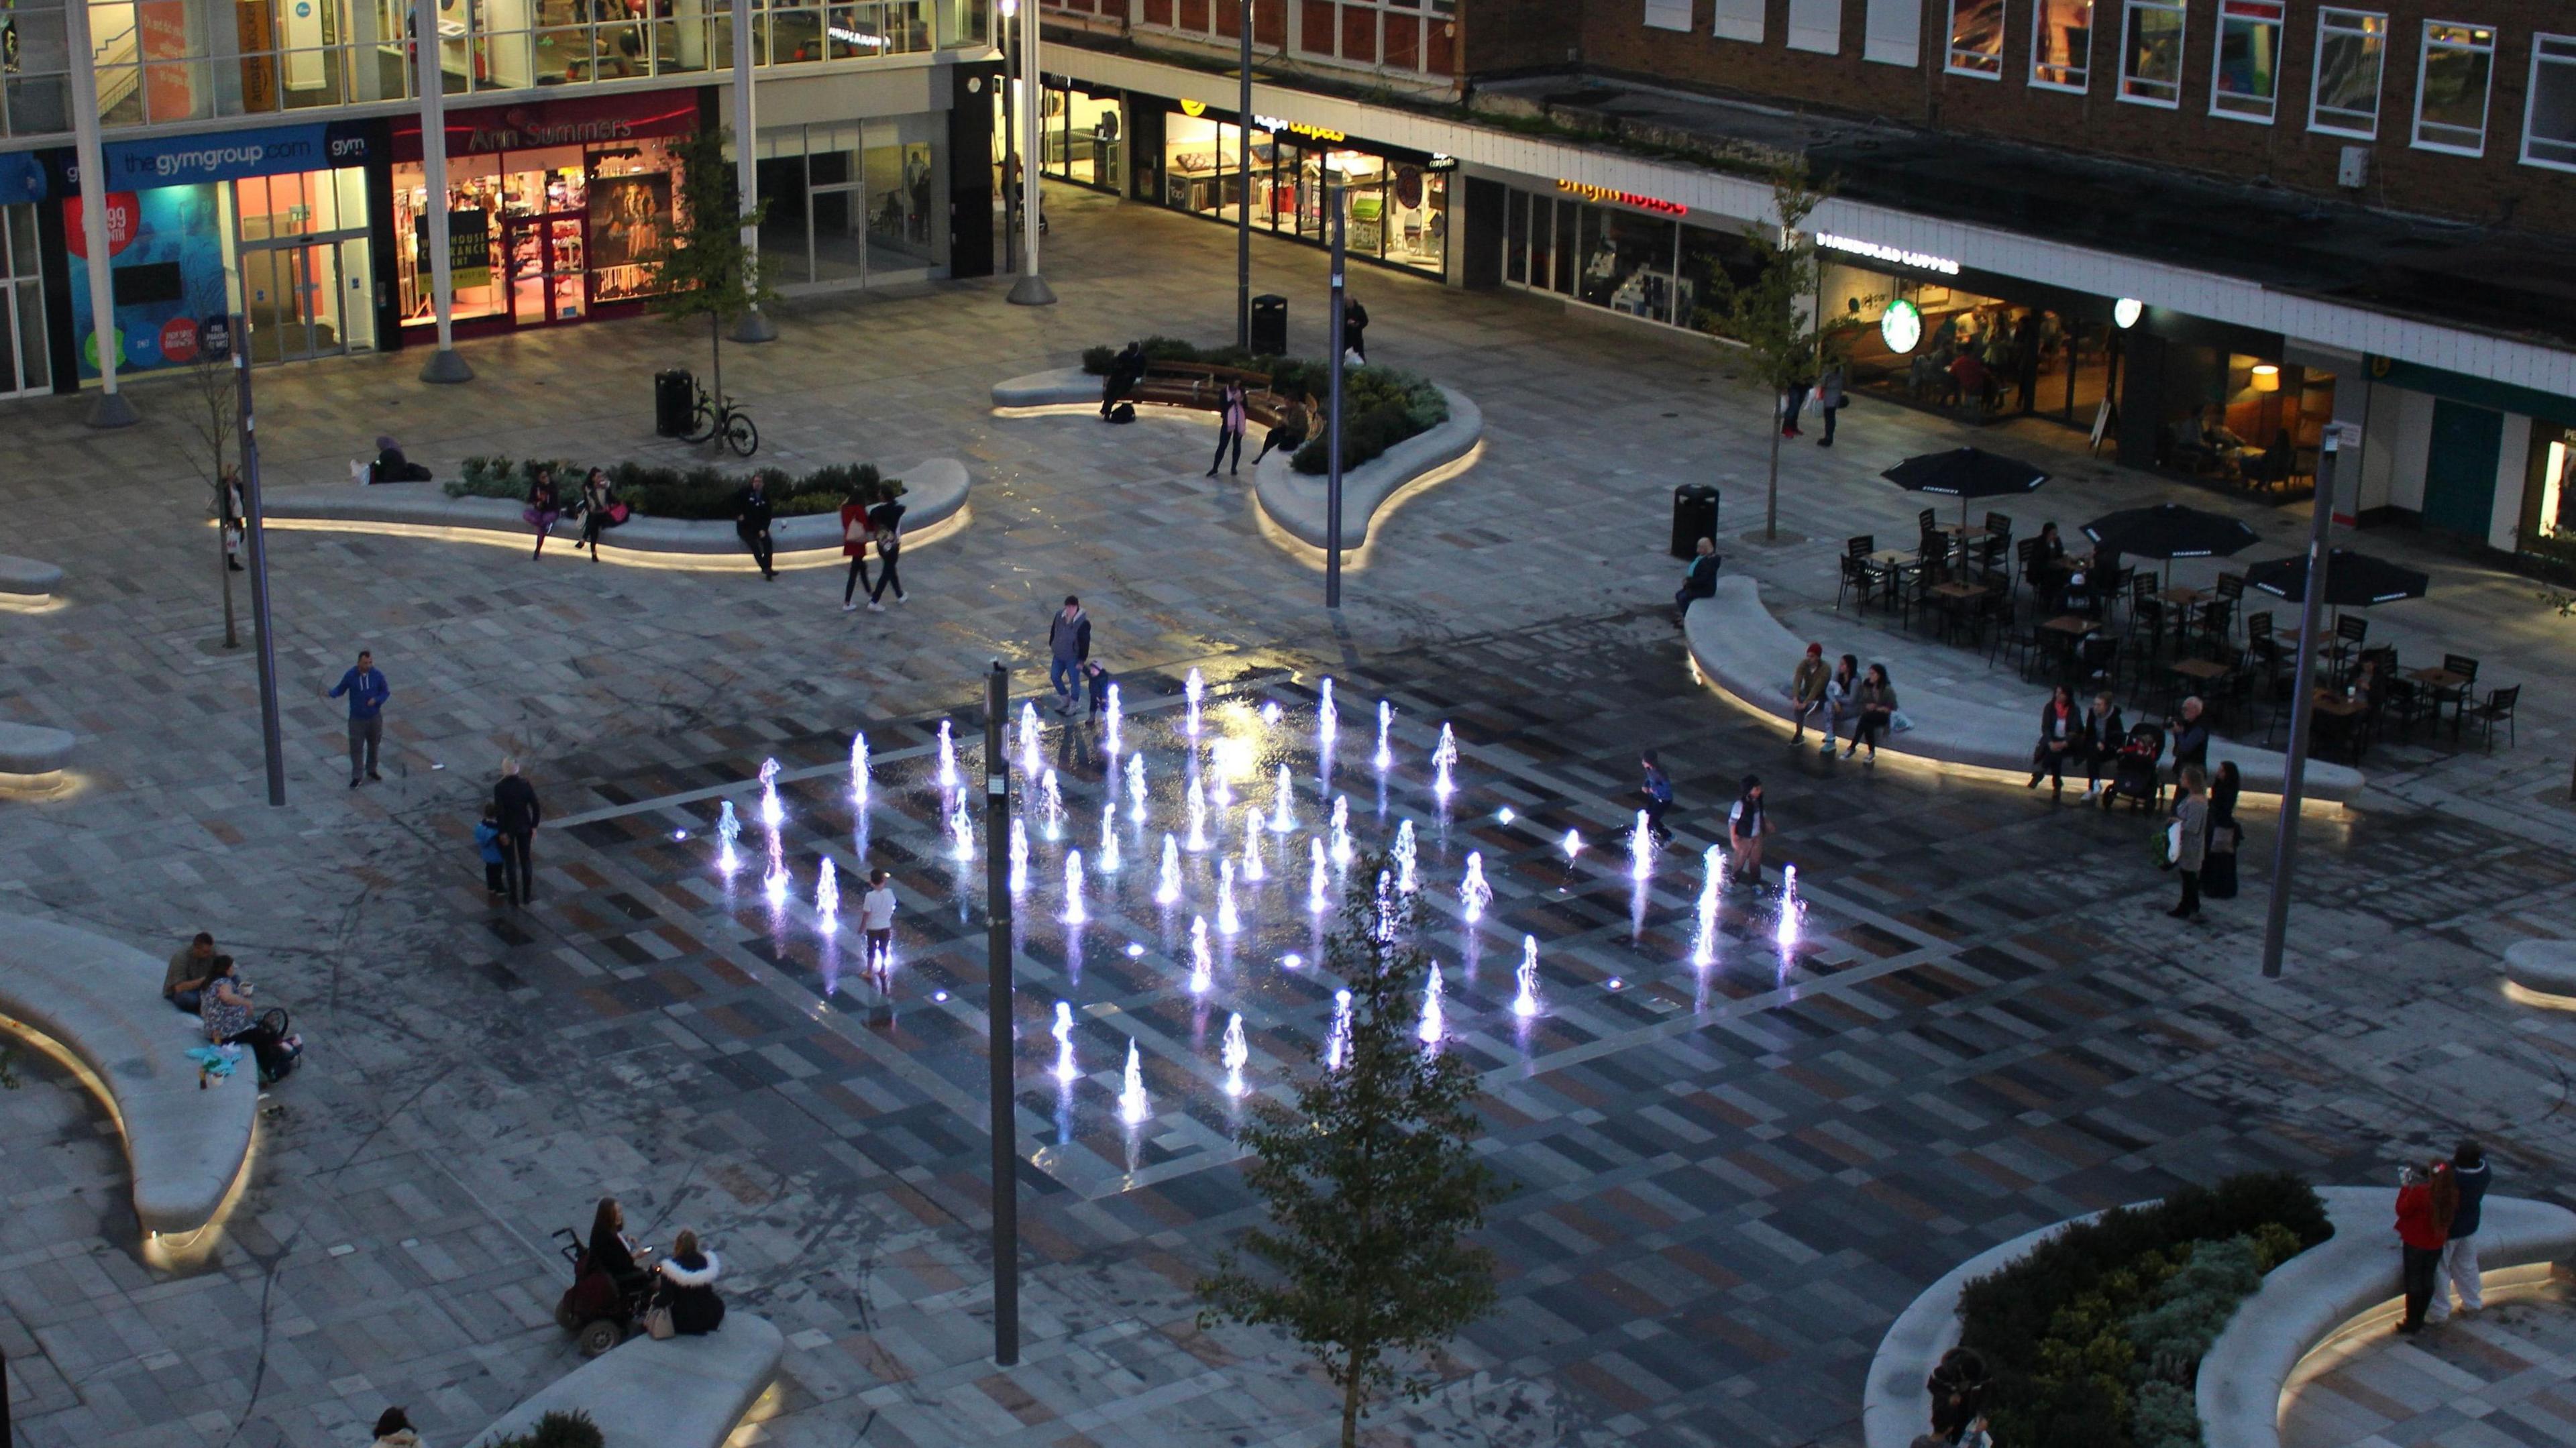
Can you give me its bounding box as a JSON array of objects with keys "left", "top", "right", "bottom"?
[{"left": 2394, "top": 1162, "right": 2458, "bottom": 1333}]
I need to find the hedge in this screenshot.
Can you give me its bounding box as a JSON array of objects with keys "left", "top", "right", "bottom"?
[
  {"left": 487, "top": 1409, "right": 604, "bottom": 1448},
  {"left": 1079, "top": 337, "right": 1447, "bottom": 476},
  {"left": 447, "top": 457, "right": 903, "bottom": 521},
  {"left": 1955, "top": 1172, "right": 2330, "bottom": 1448}
]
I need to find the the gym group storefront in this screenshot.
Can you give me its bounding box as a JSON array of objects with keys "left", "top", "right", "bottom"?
[{"left": 390, "top": 93, "right": 702, "bottom": 339}]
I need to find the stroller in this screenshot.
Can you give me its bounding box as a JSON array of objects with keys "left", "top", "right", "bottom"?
[
  {"left": 2102, "top": 722, "right": 2166, "bottom": 812},
  {"left": 552, "top": 1227, "right": 657, "bottom": 1356}
]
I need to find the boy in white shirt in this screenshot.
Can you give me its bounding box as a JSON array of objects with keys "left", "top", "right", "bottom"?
[{"left": 859, "top": 869, "right": 898, "bottom": 991}]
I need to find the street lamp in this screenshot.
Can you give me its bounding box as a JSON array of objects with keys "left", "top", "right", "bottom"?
[{"left": 1005, "top": 0, "right": 1055, "bottom": 305}]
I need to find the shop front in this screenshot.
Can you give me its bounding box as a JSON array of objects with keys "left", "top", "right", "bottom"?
[
  {"left": 58, "top": 118, "right": 380, "bottom": 380},
  {"left": 1033, "top": 74, "right": 1123, "bottom": 193},
  {"left": 391, "top": 91, "right": 699, "bottom": 339},
  {"left": 2115, "top": 311, "right": 2337, "bottom": 496},
  {"left": 0, "top": 151, "right": 52, "bottom": 400},
  {"left": 1121, "top": 97, "right": 1448, "bottom": 278},
  {"left": 1501, "top": 177, "right": 1739, "bottom": 330}
]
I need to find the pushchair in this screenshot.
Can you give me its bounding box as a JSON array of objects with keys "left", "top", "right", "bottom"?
[
  {"left": 552, "top": 1227, "right": 657, "bottom": 1356},
  {"left": 2102, "top": 722, "right": 2165, "bottom": 811}
]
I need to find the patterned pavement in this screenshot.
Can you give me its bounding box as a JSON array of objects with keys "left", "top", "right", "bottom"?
[
  {"left": 4, "top": 187, "right": 2576, "bottom": 1448},
  {"left": 2283, "top": 1280, "right": 2576, "bottom": 1448}
]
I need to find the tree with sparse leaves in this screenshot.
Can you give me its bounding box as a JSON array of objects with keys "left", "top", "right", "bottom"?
[
  {"left": 1198, "top": 850, "right": 1509, "bottom": 1448},
  {"left": 173, "top": 288, "right": 241, "bottom": 648},
  {"left": 644, "top": 125, "right": 774, "bottom": 413},
  {"left": 1706, "top": 158, "right": 1865, "bottom": 543}
]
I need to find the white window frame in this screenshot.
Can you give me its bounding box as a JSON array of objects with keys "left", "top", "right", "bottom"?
[
  {"left": 2308, "top": 8, "right": 2387, "bottom": 139},
  {"left": 1713, "top": 0, "right": 1766, "bottom": 44},
  {"left": 1644, "top": 0, "right": 1693, "bottom": 32},
  {"left": 2117, "top": 0, "right": 2186, "bottom": 107},
  {"left": 1946, "top": 0, "right": 2006, "bottom": 78},
  {"left": 1864, "top": 0, "right": 1922, "bottom": 64},
  {"left": 2028, "top": 0, "right": 2093, "bottom": 94},
  {"left": 2412, "top": 19, "right": 2498, "bottom": 156},
  {"left": 2522, "top": 33, "right": 2576, "bottom": 172},
  {"left": 2207, "top": 0, "right": 2283, "bottom": 124},
  {"left": 1788, "top": 0, "right": 1843, "bottom": 54}
]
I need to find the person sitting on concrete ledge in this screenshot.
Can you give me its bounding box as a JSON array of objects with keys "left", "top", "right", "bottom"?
[
  {"left": 164, "top": 931, "right": 217, "bottom": 1013},
  {"left": 656, "top": 1229, "right": 727, "bottom": 1335},
  {"left": 368, "top": 436, "right": 433, "bottom": 484},
  {"left": 1674, "top": 537, "right": 1719, "bottom": 623}
]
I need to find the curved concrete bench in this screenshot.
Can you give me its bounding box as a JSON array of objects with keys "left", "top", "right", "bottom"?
[
  {"left": 1684, "top": 575, "right": 2365, "bottom": 805},
  {"left": 0, "top": 553, "right": 63, "bottom": 598},
  {"left": 2503, "top": 940, "right": 2576, "bottom": 999},
  {"left": 2200, "top": 1186, "right": 2576, "bottom": 1448},
  {"left": 0, "top": 913, "right": 256, "bottom": 1235},
  {"left": 993, "top": 367, "right": 1485, "bottom": 549},
  {"left": 260, "top": 459, "right": 970, "bottom": 566},
  {"left": 466, "top": 1313, "right": 783, "bottom": 1448},
  {"left": 0, "top": 720, "right": 75, "bottom": 783}
]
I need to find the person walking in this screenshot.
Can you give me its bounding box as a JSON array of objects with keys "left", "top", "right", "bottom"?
[
  {"left": 523, "top": 465, "right": 562, "bottom": 560},
  {"left": 576, "top": 467, "right": 625, "bottom": 561},
  {"left": 2029, "top": 685, "right": 2080, "bottom": 793},
  {"left": 1640, "top": 750, "right": 1675, "bottom": 849},
  {"left": 1815, "top": 365, "right": 1847, "bottom": 447},
  {"left": 1341, "top": 295, "right": 1369, "bottom": 363},
  {"left": 1788, "top": 643, "right": 1830, "bottom": 744},
  {"left": 2428, "top": 1140, "right": 2489, "bottom": 1325},
  {"left": 734, "top": 474, "right": 776, "bottom": 580},
  {"left": 865, "top": 498, "right": 908, "bottom": 609},
  {"left": 1847, "top": 663, "right": 1897, "bottom": 763},
  {"left": 325, "top": 649, "right": 390, "bottom": 788},
  {"left": 859, "top": 869, "right": 897, "bottom": 991},
  {"left": 1047, "top": 597, "right": 1091, "bottom": 715},
  {"left": 2200, "top": 759, "right": 2243, "bottom": 899},
  {"left": 1083, "top": 659, "right": 1115, "bottom": 724},
  {"left": 1207, "top": 379, "right": 1248, "bottom": 476},
  {"left": 474, "top": 803, "right": 507, "bottom": 899},
  {"left": 839, "top": 484, "right": 876, "bottom": 612},
  {"left": 1674, "top": 537, "right": 1719, "bottom": 622},
  {"left": 2167, "top": 766, "right": 2208, "bottom": 920},
  {"left": 2394, "top": 1160, "right": 2457, "bottom": 1333},
  {"left": 1727, "top": 775, "right": 1770, "bottom": 887},
  {"left": 494, "top": 758, "right": 543, "bottom": 907}
]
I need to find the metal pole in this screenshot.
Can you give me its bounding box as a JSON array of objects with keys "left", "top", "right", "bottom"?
[
  {"left": 413, "top": 0, "right": 470, "bottom": 382},
  {"left": 233, "top": 319, "right": 286, "bottom": 807},
  {"left": 981, "top": 661, "right": 1020, "bottom": 1364},
  {"left": 1325, "top": 177, "right": 1345, "bottom": 609},
  {"left": 1236, "top": 0, "right": 1252, "bottom": 350},
  {"left": 1006, "top": 0, "right": 1055, "bottom": 305},
  {"left": 999, "top": 7, "right": 1017, "bottom": 275},
  {"left": 731, "top": 0, "right": 775, "bottom": 343},
  {"left": 62, "top": 0, "right": 138, "bottom": 427},
  {"left": 2260, "top": 435, "right": 2339, "bottom": 978}
]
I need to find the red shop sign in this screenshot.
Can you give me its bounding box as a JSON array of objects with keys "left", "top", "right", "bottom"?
[{"left": 390, "top": 92, "right": 698, "bottom": 162}]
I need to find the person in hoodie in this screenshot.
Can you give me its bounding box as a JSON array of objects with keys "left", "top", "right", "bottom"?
[
  {"left": 370, "top": 1405, "right": 423, "bottom": 1447},
  {"left": 657, "top": 1228, "right": 727, "bottom": 1335},
  {"left": 1047, "top": 596, "right": 1091, "bottom": 715},
  {"left": 2428, "top": 1140, "right": 2490, "bottom": 1325},
  {"left": 2393, "top": 1159, "right": 2457, "bottom": 1333}
]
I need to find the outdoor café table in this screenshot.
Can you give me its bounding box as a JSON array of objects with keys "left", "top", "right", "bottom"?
[
  {"left": 2167, "top": 655, "right": 2230, "bottom": 714},
  {"left": 2408, "top": 666, "right": 2471, "bottom": 737},
  {"left": 1929, "top": 579, "right": 1984, "bottom": 641},
  {"left": 2310, "top": 689, "right": 2369, "bottom": 761},
  {"left": 2037, "top": 614, "right": 2093, "bottom": 679},
  {"left": 2159, "top": 586, "right": 2209, "bottom": 608}
]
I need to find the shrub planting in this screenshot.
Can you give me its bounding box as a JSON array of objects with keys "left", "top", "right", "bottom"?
[
  {"left": 1079, "top": 338, "right": 1448, "bottom": 475},
  {"left": 447, "top": 457, "right": 902, "bottom": 521}
]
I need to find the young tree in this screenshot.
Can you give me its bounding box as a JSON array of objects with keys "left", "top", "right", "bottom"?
[
  {"left": 643, "top": 125, "right": 774, "bottom": 412},
  {"left": 1706, "top": 159, "right": 1863, "bottom": 543},
  {"left": 1198, "top": 852, "right": 1509, "bottom": 1447},
  {"left": 173, "top": 295, "right": 241, "bottom": 648}
]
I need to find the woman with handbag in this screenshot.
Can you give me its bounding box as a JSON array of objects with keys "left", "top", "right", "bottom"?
[
  {"left": 577, "top": 469, "right": 627, "bottom": 561},
  {"left": 839, "top": 486, "right": 877, "bottom": 612},
  {"left": 653, "top": 1229, "right": 727, "bottom": 1335},
  {"left": 523, "top": 467, "right": 562, "bottom": 561}
]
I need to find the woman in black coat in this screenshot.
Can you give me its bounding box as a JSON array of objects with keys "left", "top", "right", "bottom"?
[
  {"left": 657, "top": 1228, "right": 727, "bottom": 1335},
  {"left": 587, "top": 1196, "right": 644, "bottom": 1288},
  {"left": 2078, "top": 691, "right": 2125, "bottom": 802},
  {"left": 2029, "top": 685, "right": 2081, "bottom": 793}
]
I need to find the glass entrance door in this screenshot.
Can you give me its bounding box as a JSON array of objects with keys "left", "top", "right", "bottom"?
[
  {"left": 241, "top": 243, "right": 341, "bottom": 364},
  {"left": 509, "top": 215, "right": 588, "bottom": 326}
]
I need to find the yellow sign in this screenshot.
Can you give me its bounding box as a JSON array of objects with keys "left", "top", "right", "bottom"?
[
  {"left": 1287, "top": 121, "right": 1347, "bottom": 143},
  {"left": 1179, "top": 98, "right": 1206, "bottom": 117}
]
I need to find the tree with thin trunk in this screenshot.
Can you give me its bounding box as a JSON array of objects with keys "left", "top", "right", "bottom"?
[
  {"left": 644, "top": 124, "right": 774, "bottom": 420},
  {"left": 1707, "top": 159, "right": 1862, "bottom": 543},
  {"left": 1197, "top": 852, "right": 1509, "bottom": 1448},
  {"left": 174, "top": 297, "right": 240, "bottom": 648}
]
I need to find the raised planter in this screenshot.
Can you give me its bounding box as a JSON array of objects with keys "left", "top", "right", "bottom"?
[
  {"left": 0, "top": 553, "right": 64, "bottom": 599},
  {"left": 991, "top": 368, "right": 1485, "bottom": 551},
  {"left": 260, "top": 459, "right": 971, "bottom": 568},
  {"left": 465, "top": 1313, "right": 783, "bottom": 1448},
  {"left": 0, "top": 720, "right": 75, "bottom": 787},
  {"left": 1683, "top": 575, "right": 2365, "bottom": 805},
  {"left": 2503, "top": 940, "right": 2576, "bottom": 1000}
]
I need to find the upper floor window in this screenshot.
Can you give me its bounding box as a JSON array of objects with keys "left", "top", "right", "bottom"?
[
  {"left": 2522, "top": 34, "right": 2576, "bottom": 171},
  {"left": 1947, "top": 0, "right": 2005, "bottom": 77},
  {"left": 2029, "top": 0, "right": 2093, "bottom": 93},
  {"left": 1713, "top": 0, "right": 1765, "bottom": 44},
  {"left": 1787, "top": 0, "right": 1843, "bottom": 55},
  {"left": 2414, "top": 21, "right": 2496, "bottom": 155},
  {"left": 2209, "top": 0, "right": 2282, "bottom": 121},
  {"left": 2309, "top": 9, "right": 2387, "bottom": 137},
  {"left": 1644, "top": 0, "right": 1693, "bottom": 31},
  {"left": 1293, "top": 0, "right": 1454, "bottom": 75},
  {"left": 2118, "top": 0, "right": 2186, "bottom": 107}
]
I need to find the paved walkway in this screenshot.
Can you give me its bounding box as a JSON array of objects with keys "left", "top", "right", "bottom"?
[
  {"left": 2283, "top": 1280, "right": 2576, "bottom": 1448},
  {"left": 3, "top": 184, "right": 2575, "bottom": 1448}
]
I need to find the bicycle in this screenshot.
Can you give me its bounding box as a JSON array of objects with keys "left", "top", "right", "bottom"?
[{"left": 681, "top": 384, "right": 759, "bottom": 457}]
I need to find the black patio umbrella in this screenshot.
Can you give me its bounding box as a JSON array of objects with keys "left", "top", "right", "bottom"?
[
  {"left": 2243, "top": 549, "right": 2430, "bottom": 608},
  {"left": 2082, "top": 503, "right": 2261, "bottom": 592},
  {"left": 1882, "top": 447, "right": 2050, "bottom": 529}
]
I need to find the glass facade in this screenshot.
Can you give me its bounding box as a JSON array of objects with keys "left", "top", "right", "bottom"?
[
  {"left": 1156, "top": 105, "right": 1446, "bottom": 277},
  {"left": 754, "top": 113, "right": 943, "bottom": 289},
  {"left": 1505, "top": 184, "right": 1741, "bottom": 332},
  {"left": 0, "top": 202, "right": 49, "bottom": 396},
  {"left": 1037, "top": 76, "right": 1121, "bottom": 191}
]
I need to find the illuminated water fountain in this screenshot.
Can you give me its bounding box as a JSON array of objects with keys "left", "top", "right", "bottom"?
[
  {"left": 1063, "top": 851, "right": 1087, "bottom": 924},
  {"left": 1692, "top": 845, "right": 1723, "bottom": 967},
  {"left": 1040, "top": 769, "right": 1065, "bottom": 839},
  {"left": 1458, "top": 852, "right": 1491, "bottom": 922},
  {"left": 1776, "top": 864, "right": 1803, "bottom": 950},
  {"left": 1326, "top": 989, "right": 1353, "bottom": 1070},
  {"left": 935, "top": 719, "right": 957, "bottom": 789},
  {"left": 1019, "top": 702, "right": 1042, "bottom": 776},
  {"left": 1157, "top": 835, "right": 1183, "bottom": 905},
  {"left": 1053, "top": 1001, "right": 1079, "bottom": 1084},
  {"left": 1217, "top": 860, "right": 1241, "bottom": 934},
  {"left": 1222, "top": 1013, "right": 1248, "bottom": 1097},
  {"left": 1120, "top": 1040, "right": 1150, "bottom": 1123},
  {"left": 1189, "top": 916, "right": 1214, "bottom": 993},
  {"left": 849, "top": 732, "right": 869, "bottom": 803},
  {"left": 1393, "top": 820, "right": 1419, "bottom": 893},
  {"left": 946, "top": 796, "right": 975, "bottom": 860},
  {"left": 1185, "top": 667, "right": 1204, "bottom": 736},
  {"left": 1097, "top": 802, "right": 1121, "bottom": 873},
  {"left": 1104, "top": 683, "right": 1123, "bottom": 755},
  {"left": 1241, "top": 810, "right": 1267, "bottom": 881},
  {"left": 1125, "top": 753, "right": 1147, "bottom": 823},
  {"left": 1307, "top": 838, "right": 1330, "bottom": 912},
  {"left": 715, "top": 800, "right": 741, "bottom": 875},
  {"left": 757, "top": 757, "right": 783, "bottom": 830},
  {"left": 1513, "top": 936, "right": 1542, "bottom": 1017},
  {"left": 1270, "top": 764, "right": 1296, "bottom": 832},
  {"left": 1318, "top": 677, "right": 1338, "bottom": 743},
  {"left": 1330, "top": 796, "right": 1354, "bottom": 867},
  {"left": 816, "top": 858, "right": 840, "bottom": 926},
  {"left": 1629, "top": 810, "right": 1655, "bottom": 879},
  {"left": 1009, "top": 819, "right": 1030, "bottom": 894},
  {"left": 1373, "top": 700, "right": 1394, "bottom": 771},
  {"left": 1185, "top": 777, "right": 1211, "bottom": 850},
  {"left": 1417, "top": 962, "right": 1446, "bottom": 1044},
  {"left": 1432, "top": 723, "right": 1458, "bottom": 798}
]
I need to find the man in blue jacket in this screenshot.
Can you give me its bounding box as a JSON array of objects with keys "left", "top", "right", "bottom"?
[
  {"left": 2429, "top": 1139, "right": 2490, "bottom": 1325},
  {"left": 325, "top": 649, "right": 390, "bottom": 788}
]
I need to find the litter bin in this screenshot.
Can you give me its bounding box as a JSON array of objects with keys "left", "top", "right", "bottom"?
[
  {"left": 1250, "top": 294, "right": 1288, "bottom": 356},
  {"left": 1670, "top": 484, "right": 1719, "bottom": 559},
  {"left": 654, "top": 369, "right": 696, "bottom": 437}
]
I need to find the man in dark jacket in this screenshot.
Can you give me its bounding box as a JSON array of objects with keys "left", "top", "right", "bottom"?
[
  {"left": 1674, "top": 538, "right": 1719, "bottom": 622},
  {"left": 1342, "top": 296, "right": 1369, "bottom": 362},
  {"left": 2429, "top": 1139, "right": 2490, "bottom": 1324},
  {"left": 1099, "top": 342, "right": 1145, "bottom": 419},
  {"left": 733, "top": 476, "right": 775, "bottom": 580},
  {"left": 494, "top": 759, "right": 543, "bottom": 906},
  {"left": 1048, "top": 597, "right": 1091, "bottom": 714},
  {"left": 2167, "top": 696, "right": 2210, "bottom": 779}
]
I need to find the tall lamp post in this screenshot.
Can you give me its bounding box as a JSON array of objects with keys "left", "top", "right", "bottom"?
[
  {"left": 412, "top": 0, "right": 472, "bottom": 382},
  {"left": 1324, "top": 174, "right": 1345, "bottom": 608},
  {"left": 232, "top": 319, "right": 287, "bottom": 806},
  {"left": 1236, "top": 0, "right": 1253, "bottom": 349},
  {"left": 731, "top": 0, "right": 776, "bottom": 343},
  {"left": 1006, "top": 0, "right": 1055, "bottom": 305},
  {"left": 981, "top": 663, "right": 1021, "bottom": 1364},
  {"left": 2260, "top": 433, "right": 2340, "bottom": 977},
  {"left": 999, "top": 0, "right": 1018, "bottom": 275}
]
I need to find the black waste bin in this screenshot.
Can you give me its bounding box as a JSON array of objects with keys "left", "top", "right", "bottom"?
[
  {"left": 654, "top": 369, "right": 696, "bottom": 437},
  {"left": 1250, "top": 294, "right": 1288, "bottom": 356},
  {"left": 1671, "top": 484, "right": 1720, "bottom": 559}
]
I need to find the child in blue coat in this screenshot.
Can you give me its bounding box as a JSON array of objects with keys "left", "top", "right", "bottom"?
[{"left": 474, "top": 805, "right": 506, "bottom": 897}]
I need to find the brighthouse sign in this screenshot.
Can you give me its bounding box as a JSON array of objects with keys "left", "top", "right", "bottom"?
[{"left": 77, "top": 121, "right": 374, "bottom": 190}]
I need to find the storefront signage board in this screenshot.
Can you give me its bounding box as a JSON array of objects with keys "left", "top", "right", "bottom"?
[
  {"left": 1880, "top": 296, "right": 1923, "bottom": 353},
  {"left": 393, "top": 94, "right": 700, "bottom": 162},
  {"left": 1555, "top": 178, "right": 1687, "bottom": 216},
  {"left": 1816, "top": 231, "right": 1960, "bottom": 276},
  {"left": 52, "top": 121, "right": 375, "bottom": 194}
]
